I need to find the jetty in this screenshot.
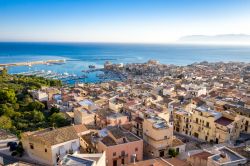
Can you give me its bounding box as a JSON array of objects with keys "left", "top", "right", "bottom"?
[{"left": 0, "top": 59, "right": 66, "bottom": 67}]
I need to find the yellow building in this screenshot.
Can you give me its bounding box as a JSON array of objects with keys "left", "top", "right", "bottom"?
[
  {"left": 143, "top": 116, "right": 173, "bottom": 157},
  {"left": 173, "top": 106, "right": 241, "bottom": 144},
  {"left": 21, "top": 126, "right": 80, "bottom": 166},
  {"left": 191, "top": 106, "right": 222, "bottom": 142},
  {"left": 173, "top": 109, "right": 192, "bottom": 136}
]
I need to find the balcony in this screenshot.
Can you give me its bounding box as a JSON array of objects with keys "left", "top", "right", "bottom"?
[
  {"left": 119, "top": 153, "right": 128, "bottom": 158},
  {"left": 202, "top": 125, "right": 211, "bottom": 129}
]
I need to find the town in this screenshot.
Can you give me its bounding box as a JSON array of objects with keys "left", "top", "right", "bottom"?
[{"left": 0, "top": 60, "right": 250, "bottom": 166}]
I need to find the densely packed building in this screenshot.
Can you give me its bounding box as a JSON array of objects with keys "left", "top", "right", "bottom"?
[{"left": 2, "top": 60, "right": 250, "bottom": 166}]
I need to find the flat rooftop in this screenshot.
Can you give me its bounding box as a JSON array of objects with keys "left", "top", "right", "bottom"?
[
  {"left": 147, "top": 116, "right": 169, "bottom": 129},
  {"left": 208, "top": 146, "right": 247, "bottom": 165},
  {"left": 101, "top": 126, "right": 141, "bottom": 146}
]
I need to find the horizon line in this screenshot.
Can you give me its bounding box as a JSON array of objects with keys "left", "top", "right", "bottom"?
[{"left": 0, "top": 40, "right": 250, "bottom": 46}]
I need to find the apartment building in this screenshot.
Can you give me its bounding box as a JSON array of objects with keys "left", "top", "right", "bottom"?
[
  {"left": 173, "top": 109, "right": 192, "bottom": 136},
  {"left": 191, "top": 106, "right": 222, "bottom": 142},
  {"left": 97, "top": 126, "right": 143, "bottom": 166},
  {"left": 143, "top": 116, "right": 173, "bottom": 158},
  {"left": 173, "top": 106, "right": 242, "bottom": 143}
]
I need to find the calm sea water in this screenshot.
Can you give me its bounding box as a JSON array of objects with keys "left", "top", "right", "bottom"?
[{"left": 0, "top": 42, "right": 250, "bottom": 83}]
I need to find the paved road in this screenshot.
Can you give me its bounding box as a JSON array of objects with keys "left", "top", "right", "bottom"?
[{"left": 0, "top": 151, "right": 46, "bottom": 166}]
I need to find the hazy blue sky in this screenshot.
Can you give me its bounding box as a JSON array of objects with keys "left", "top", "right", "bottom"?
[{"left": 0, "top": 0, "right": 250, "bottom": 43}]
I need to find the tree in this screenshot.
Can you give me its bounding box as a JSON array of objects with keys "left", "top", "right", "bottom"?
[
  {"left": 50, "top": 80, "right": 62, "bottom": 87},
  {"left": 27, "top": 101, "right": 45, "bottom": 111},
  {"left": 0, "top": 89, "right": 16, "bottom": 104},
  {"left": 49, "top": 106, "right": 60, "bottom": 115},
  {"left": 0, "top": 104, "right": 16, "bottom": 118},
  {"left": 49, "top": 113, "right": 70, "bottom": 128},
  {"left": 168, "top": 148, "right": 179, "bottom": 157},
  {"left": 0, "top": 68, "right": 8, "bottom": 77},
  {"left": 0, "top": 116, "right": 12, "bottom": 130},
  {"left": 32, "top": 110, "right": 45, "bottom": 123},
  {"left": 19, "top": 94, "right": 33, "bottom": 106}
]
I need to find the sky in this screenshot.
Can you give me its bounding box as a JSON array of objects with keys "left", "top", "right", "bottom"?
[{"left": 0, "top": 0, "right": 250, "bottom": 43}]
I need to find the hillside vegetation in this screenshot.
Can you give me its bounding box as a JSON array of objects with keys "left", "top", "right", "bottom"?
[{"left": 0, "top": 68, "right": 70, "bottom": 137}]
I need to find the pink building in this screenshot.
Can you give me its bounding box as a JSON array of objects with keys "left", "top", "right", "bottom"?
[
  {"left": 106, "top": 113, "right": 128, "bottom": 126},
  {"left": 97, "top": 126, "right": 143, "bottom": 166}
]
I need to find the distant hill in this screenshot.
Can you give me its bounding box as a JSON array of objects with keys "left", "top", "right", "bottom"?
[{"left": 178, "top": 34, "right": 250, "bottom": 44}]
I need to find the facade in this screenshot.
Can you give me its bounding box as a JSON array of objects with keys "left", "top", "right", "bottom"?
[
  {"left": 74, "top": 108, "right": 96, "bottom": 125},
  {"left": 174, "top": 106, "right": 242, "bottom": 143},
  {"left": 106, "top": 113, "right": 128, "bottom": 126},
  {"left": 109, "top": 96, "right": 125, "bottom": 112},
  {"left": 143, "top": 116, "right": 173, "bottom": 158},
  {"left": 21, "top": 126, "right": 80, "bottom": 165},
  {"left": 171, "top": 137, "right": 186, "bottom": 155},
  {"left": 173, "top": 109, "right": 192, "bottom": 136},
  {"left": 132, "top": 117, "right": 143, "bottom": 138},
  {"left": 191, "top": 106, "right": 222, "bottom": 142},
  {"left": 97, "top": 126, "right": 143, "bottom": 166}
]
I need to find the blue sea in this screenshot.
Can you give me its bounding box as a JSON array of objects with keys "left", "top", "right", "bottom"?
[{"left": 0, "top": 42, "right": 250, "bottom": 83}]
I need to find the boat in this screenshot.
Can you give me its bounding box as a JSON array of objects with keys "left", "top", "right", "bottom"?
[
  {"left": 63, "top": 72, "right": 69, "bottom": 76},
  {"left": 89, "top": 65, "right": 95, "bottom": 68}
]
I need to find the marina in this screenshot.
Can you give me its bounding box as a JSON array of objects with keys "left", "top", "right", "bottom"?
[{"left": 16, "top": 70, "right": 88, "bottom": 82}]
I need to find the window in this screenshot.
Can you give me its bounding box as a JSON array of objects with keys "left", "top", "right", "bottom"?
[
  {"left": 206, "top": 122, "right": 210, "bottom": 127},
  {"left": 196, "top": 118, "right": 198, "bottom": 123},
  {"left": 123, "top": 138, "right": 126, "bottom": 143},
  {"left": 113, "top": 152, "right": 116, "bottom": 156},
  {"left": 121, "top": 151, "right": 125, "bottom": 156},
  {"left": 159, "top": 150, "right": 165, "bottom": 157},
  {"left": 45, "top": 148, "right": 47, "bottom": 152},
  {"left": 135, "top": 147, "right": 138, "bottom": 152},
  {"left": 176, "top": 148, "right": 179, "bottom": 153},
  {"left": 29, "top": 143, "right": 34, "bottom": 149}
]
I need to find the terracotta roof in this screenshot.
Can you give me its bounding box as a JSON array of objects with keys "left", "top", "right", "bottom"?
[
  {"left": 215, "top": 117, "right": 234, "bottom": 126},
  {"left": 127, "top": 158, "right": 190, "bottom": 166},
  {"left": 172, "top": 138, "right": 185, "bottom": 147},
  {"left": 73, "top": 124, "right": 88, "bottom": 134},
  {"left": 101, "top": 126, "right": 141, "bottom": 146},
  {"left": 190, "top": 151, "right": 213, "bottom": 160},
  {"left": 26, "top": 126, "right": 79, "bottom": 146},
  {"left": 164, "top": 158, "right": 191, "bottom": 166}
]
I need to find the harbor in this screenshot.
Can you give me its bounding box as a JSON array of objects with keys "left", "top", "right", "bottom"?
[
  {"left": 3, "top": 59, "right": 127, "bottom": 84},
  {"left": 16, "top": 70, "right": 88, "bottom": 82}
]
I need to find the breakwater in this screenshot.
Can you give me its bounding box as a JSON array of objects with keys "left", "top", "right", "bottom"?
[{"left": 0, "top": 59, "right": 66, "bottom": 67}]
